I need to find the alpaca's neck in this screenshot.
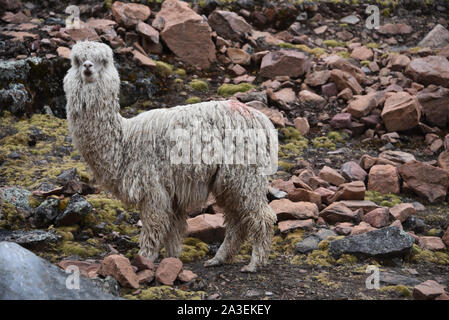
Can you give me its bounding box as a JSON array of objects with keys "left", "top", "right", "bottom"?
[{"left": 67, "top": 82, "right": 124, "bottom": 188}]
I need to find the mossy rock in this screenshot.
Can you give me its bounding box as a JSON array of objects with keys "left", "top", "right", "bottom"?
[
  {"left": 279, "top": 127, "right": 309, "bottom": 158},
  {"left": 323, "top": 40, "right": 345, "bottom": 48},
  {"left": 409, "top": 244, "right": 449, "bottom": 265},
  {"left": 58, "top": 241, "right": 101, "bottom": 258},
  {"left": 174, "top": 68, "right": 186, "bottom": 76},
  {"left": 161, "top": 237, "right": 209, "bottom": 263},
  {"left": 217, "top": 83, "right": 254, "bottom": 97},
  {"left": 189, "top": 79, "right": 209, "bottom": 92},
  {"left": 278, "top": 43, "right": 327, "bottom": 57}
]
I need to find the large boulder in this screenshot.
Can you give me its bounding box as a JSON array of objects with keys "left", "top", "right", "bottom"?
[
  {"left": 0, "top": 242, "right": 118, "bottom": 299},
  {"left": 405, "top": 56, "right": 449, "bottom": 87},
  {"left": 418, "top": 24, "right": 449, "bottom": 48},
  {"left": 398, "top": 160, "right": 449, "bottom": 203},
  {"left": 186, "top": 213, "right": 225, "bottom": 243},
  {"left": 329, "top": 226, "right": 415, "bottom": 259},
  {"left": 208, "top": 10, "right": 252, "bottom": 42},
  {"left": 347, "top": 91, "right": 386, "bottom": 118},
  {"left": 381, "top": 92, "right": 421, "bottom": 132},
  {"left": 417, "top": 85, "right": 449, "bottom": 128},
  {"left": 153, "top": 0, "right": 216, "bottom": 69},
  {"left": 111, "top": 1, "right": 151, "bottom": 28},
  {"left": 260, "top": 50, "right": 310, "bottom": 78}
]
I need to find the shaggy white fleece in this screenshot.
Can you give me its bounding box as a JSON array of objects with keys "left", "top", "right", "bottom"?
[{"left": 64, "top": 41, "right": 278, "bottom": 272}]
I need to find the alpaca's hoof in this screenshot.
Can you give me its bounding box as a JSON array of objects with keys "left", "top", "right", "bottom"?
[
  {"left": 240, "top": 264, "right": 257, "bottom": 273},
  {"left": 204, "top": 258, "right": 222, "bottom": 267}
]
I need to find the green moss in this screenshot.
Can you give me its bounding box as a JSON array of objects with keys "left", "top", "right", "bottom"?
[
  {"left": 313, "top": 136, "right": 336, "bottom": 150},
  {"left": 28, "top": 195, "right": 41, "bottom": 209},
  {"left": 327, "top": 131, "right": 346, "bottom": 143},
  {"left": 314, "top": 273, "right": 340, "bottom": 289},
  {"left": 381, "top": 8, "right": 390, "bottom": 16},
  {"left": 185, "top": 96, "right": 201, "bottom": 104},
  {"left": 339, "top": 23, "right": 348, "bottom": 28},
  {"left": 336, "top": 254, "right": 358, "bottom": 265},
  {"left": 161, "top": 237, "right": 209, "bottom": 263},
  {"left": 365, "top": 43, "right": 380, "bottom": 49},
  {"left": 1, "top": 201, "right": 26, "bottom": 230},
  {"left": 336, "top": 51, "right": 351, "bottom": 59},
  {"left": 278, "top": 43, "right": 327, "bottom": 57},
  {"left": 174, "top": 68, "right": 186, "bottom": 76},
  {"left": 323, "top": 40, "right": 345, "bottom": 48},
  {"left": 361, "top": 60, "right": 371, "bottom": 66},
  {"left": 279, "top": 127, "right": 309, "bottom": 158},
  {"left": 408, "top": 47, "right": 423, "bottom": 53},
  {"left": 59, "top": 241, "right": 101, "bottom": 258},
  {"left": 272, "top": 230, "right": 304, "bottom": 253},
  {"left": 378, "top": 285, "right": 412, "bottom": 297},
  {"left": 155, "top": 61, "right": 174, "bottom": 77},
  {"left": 278, "top": 160, "right": 294, "bottom": 171},
  {"left": 124, "top": 285, "right": 205, "bottom": 300},
  {"left": 217, "top": 83, "right": 255, "bottom": 97},
  {"left": 189, "top": 79, "right": 209, "bottom": 92},
  {"left": 409, "top": 244, "right": 449, "bottom": 265},
  {"left": 365, "top": 190, "right": 402, "bottom": 206}
]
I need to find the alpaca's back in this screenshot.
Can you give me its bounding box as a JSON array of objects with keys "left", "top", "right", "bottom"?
[{"left": 120, "top": 100, "right": 278, "bottom": 211}]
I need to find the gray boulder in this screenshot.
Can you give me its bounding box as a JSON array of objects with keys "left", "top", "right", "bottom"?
[
  {"left": 0, "top": 242, "right": 119, "bottom": 300},
  {"left": 329, "top": 226, "right": 414, "bottom": 259}
]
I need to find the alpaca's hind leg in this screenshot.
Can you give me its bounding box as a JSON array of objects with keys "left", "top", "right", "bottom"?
[
  {"left": 138, "top": 202, "right": 171, "bottom": 262},
  {"left": 241, "top": 203, "right": 277, "bottom": 273},
  {"left": 204, "top": 215, "right": 246, "bottom": 267},
  {"left": 163, "top": 213, "right": 187, "bottom": 258}
]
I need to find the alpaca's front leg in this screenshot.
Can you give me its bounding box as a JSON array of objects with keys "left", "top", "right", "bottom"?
[
  {"left": 163, "top": 214, "right": 187, "bottom": 258},
  {"left": 138, "top": 207, "right": 171, "bottom": 262}
]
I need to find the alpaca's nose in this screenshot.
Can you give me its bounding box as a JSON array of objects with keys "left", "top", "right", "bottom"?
[{"left": 83, "top": 61, "right": 93, "bottom": 69}]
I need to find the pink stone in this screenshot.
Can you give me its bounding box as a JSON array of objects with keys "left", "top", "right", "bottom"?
[{"left": 155, "top": 257, "right": 183, "bottom": 286}]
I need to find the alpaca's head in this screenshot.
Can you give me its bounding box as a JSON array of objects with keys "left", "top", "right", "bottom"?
[{"left": 64, "top": 41, "right": 120, "bottom": 107}]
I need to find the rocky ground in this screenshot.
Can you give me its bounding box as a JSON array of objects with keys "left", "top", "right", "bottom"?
[{"left": 1, "top": 0, "right": 449, "bottom": 300}]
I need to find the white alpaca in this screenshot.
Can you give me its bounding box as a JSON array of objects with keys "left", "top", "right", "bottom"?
[{"left": 63, "top": 41, "right": 278, "bottom": 272}]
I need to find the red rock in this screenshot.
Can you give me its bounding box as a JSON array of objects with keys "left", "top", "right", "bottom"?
[
  {"left": 329, "top": 58, "right": 366, "bottom": 84},
  {"left": 330, "top": 69, "right": 363, "bottom": 95},
  {"left": 339, "top": 200, "right": 379, "bottom": 213},
  {"left": 418, "top": 24, "right": 449, "bottom": 49},
  {"left": 363, "top": 208, "right": 390, "bottom": 228},
  {"left": 329, "top": 181, "right": 366, "bottom": 202},
  {"left": 186, "top": 213, "right": 225, "bottom": 243},
  {"left": 378, "top": 23, "right": 412, "bottom": 35},
  {"left": 335, "top": 222, "right": 354, "bottom": 235},
  {"left": 178, "top": 269, "right": 198, "bottom": 282},
  {"left": 293, "top": 117, "right": 310, "bottom": 136},
  {"left": 2, "top": 30, "right": 38, "bottom": 41},
  {"left": 132, "top": 254, "right": 156, "bottom": 272},
  {"left": 418, "top": 85, "right": 449, "bottom": 128},
  {"left": 381, "top": 92, "right": 421, "bottom": 132},
  {"left": 227, "top": 47, "right": 251, "bottom": 66},
  {"left": 287, "top": 188, "right": 321, "bottom": 206},
  {"left": 136, "top": 269, "right": 155, "bottom": 284},
  {"left": 56, "top": 46, "right": 71, "bottom": 60},
  {"left": 388, "top": 54, "right": 411, "bottom": 71},
  {"left": 389, "top": 203, "right": 416, "bottom": 222},
  {"left": 1, "top": 11, "right": 29, "bottom": 24},
  {"left": 321, "top": 82, "right": 338, "bottom": 98},
  {"left": 155, "top": 257, "right": 183, "bottom": 286},
  {"left": 65, "top": 27, "right": 100, "bottom": 42},
  {"left": 246, "top": 101, "right": 285, "bottom": 127},
  {"left": 390, "top": 219, "right": 403, "bottom": 229},
  {"left": 350, "top": 46, "right": 373, "bottom": 61},
  {"left": 318, "top": 166, "right": 346, "bottom": 186},
  {"left": 341, "top": 161, "right": 367, "bottom": 182},
  {"left": 270, "top": 199, "right": 318, "bottom": 221},
  {"left": 136, "top": 21, "right": 159, "bottom": 43},
  {"left": 413, "top": 280, "right": 445, "bottom": 300},
  {"left": 419, "top": 236, "right": 446, "bottom": 251},
  {"left": 398, "top": 160, "right": 449, "bottom": 203},
  {"left": 330, "top": 113, "right": 352, "bottom": 129},
  {"left": 271, "top": 179, "right": 295, "bottom": 194},
  {"left": 260, "top": 50, "right": 310, "bottom": 78},
  {"left": 58, "top": 260, "right": 101, "bottom": 278},
  {"left": 278, "top": 219, "right": 314, "bottom": 233},
  {"left": 347, "top": 91, "right": 386, "bottom": 118},
  {"left": 351, "top": 221, "right": 376, "bottom": 235},
  {"left": 378, "top": 150, "right": 416, "bottom": 166},
  {"left": 305, "top": 70, "right": 331, "bottom": 86},
  {"left": 314, "top": 187, "right": 335, "bottom": 205},
  {"left": 319, "top": 202, "right": 361, "bottom": 224},
  {"left": 86, "top": 18, "right": 117, "bottom": 34},
  {"left": 154, "top": 0, "right": 216, "bottom": 69},
  {"left": 111, "top": 1, "right": 151, "bottom": 28},
  {"left": 99, "top": 254, "right": 139, "bottom": 289},
  {"left": 0, "top": 0, "right": 21, "bottom": 10},
  {"left": 132, "top": 50, "right": 156, "bottom": 68},
  {"left": 273, "top": 87, "right": 296, "bottom": 105},
  {"left": 368, "top": 164, "right": 400, "bottom": 194},
  {"left": 435, "top": 292, "right": 449, "bottom": 300},
  {"left": 298, "top": 90, "right": 326, "bottom": 108},
  {"left": 406, "top": 56, "right": 449, "bottom": 87},
  {"left": 443, "top": 226, "right": 449, "bottom": 247},
  {"left": 208, "top": 10, "right": 252, "bottom": 42}
]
